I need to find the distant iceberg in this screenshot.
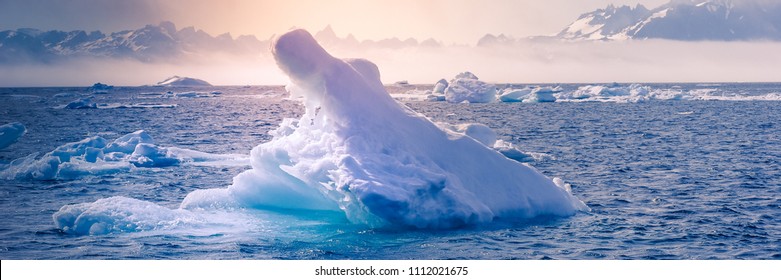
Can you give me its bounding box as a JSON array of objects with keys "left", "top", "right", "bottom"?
[
  {"left": 442, "top": 72, "right": 497, "bottom": 103},
  {"left": 63, "top": 98, "right": 97, "bottom": 109},
  {"left": 156, "top": 76, "right": 212, "bottom": 87},
  {"left": 524, "top": 87, "right": 560, "bottom": 103},
  {"left": 0, "top": 122, "right": 26, "bottom": 150},
  {"left": 89, "top": 83, "right": 113, "bottom": 94}
]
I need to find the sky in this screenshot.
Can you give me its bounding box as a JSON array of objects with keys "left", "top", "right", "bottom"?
[{"left": 0, "top": 0, "right": 668, "bottom": 44}]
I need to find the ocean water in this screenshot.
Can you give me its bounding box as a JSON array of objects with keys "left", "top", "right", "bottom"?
[{"left": 0, "top": 84, "right": 779, "bottom": 259}]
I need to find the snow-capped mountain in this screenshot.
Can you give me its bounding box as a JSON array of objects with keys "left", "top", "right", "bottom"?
[
  {"left": 0, "top": 21, "right": 265, "bottom": 63},
  {"left": 557, "top": 0, "right": 781, "bottom": 41}
]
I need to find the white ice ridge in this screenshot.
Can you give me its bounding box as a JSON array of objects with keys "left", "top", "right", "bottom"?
[
  {"left": 0, "top": 122, "right": 26, "bottom": 150},
  {"left": 1, "top": 130, "right": 248, "bottom": 180},
  {"left": 182, "top": 29, "right": 588, "bottom": 228}
]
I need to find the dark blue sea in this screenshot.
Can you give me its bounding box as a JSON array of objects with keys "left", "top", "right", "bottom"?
[{"left": 1, "top": 83, "right": 780, "bottom": 259}]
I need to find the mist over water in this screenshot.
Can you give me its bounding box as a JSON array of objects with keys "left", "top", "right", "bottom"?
[{"left": 3, "top": 39, "right": 780, "bottom": 87}]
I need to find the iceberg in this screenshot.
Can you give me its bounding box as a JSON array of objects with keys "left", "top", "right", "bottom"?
[
  {"left": 181, "top": 29, "right": 587, "bottom": 228},
  {"left": 156, "top": 76, "right": 212, "bottom": 87},
  {"left": 89, "top": 82, "right": 113, "bottom": 94},
  {"left": 523, "top": 87, "right": 560, "bottom": 103},
  {"left": 0, "top": 122, "right": 26, "bottom": 150},
  {"left": 432, "top": 79, "right": 448, "bottom": 95},
  {"left": 64, "top": 98, "right": 97, "bottom": 109},
  {"left": 443, "top": 72, "right": 497, "bottom": 103},
  {"left": 498, "top": 87, "right": 533, "bottom": 103}
]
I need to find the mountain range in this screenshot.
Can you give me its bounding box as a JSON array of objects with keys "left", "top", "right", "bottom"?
[
  {"left": 3, "top": 0, "right": 781, "bottom": 63},
  {"left": 0, "top": 21, "right": 265, "bottom": 63},
  {"left": 557, "top": 0, "right": 781, "bottom": 41},
  {"left": 0, "top": 23, "right": 442, "bottom": 64}
]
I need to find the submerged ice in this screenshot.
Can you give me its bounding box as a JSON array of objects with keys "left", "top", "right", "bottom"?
[{"left": 52, "top": 29, "right": 587, "bottom": 234}]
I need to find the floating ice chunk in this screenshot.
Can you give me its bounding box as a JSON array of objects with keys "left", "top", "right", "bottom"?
[
  {"left": 493, "top": 140, "right": 534, "bottom": 162},
  {"left": 455, "top": 71, "right": 478, "bottom": 80},
  {"left": 1, "top": 130, "right": 247, "bottom": 180},
  {"left": 89, "top": 83, "right": 113, "bottom": 94},
  {"left": 444, "top": 75, "right": 497, "bottom": 103},
  {"left": 0, "top": 122, "right": 26, "bottom": 150},
  {"left": 97, "top": 103, "right": 178, "bottom": 109},
  {"left": 523, "top": 87, "right": 560, "bottom": 103},
  {"left": 64, "top": 98, "right": 97, "bottom": 109},
  {"left": 425, "top": 94, "right": 446, "bottom": 102},
  {"left": 129, "top": 143, "right": 180, "bottom": 167},
  {"left": 432, "top": 79, "right": 448, "bottom": 94},
  {"left": 498, "top": 87, "right": 533, "bottom": 103},
  {"left": 53, "top": 196, "right": 195, "bottom": 235},
  {"left": 104, "top": 130, "right": 153, "bottom": 154},
  {"left": 182, "top": 29, "right": 587, "bottom": 228},
  {"left": 53, "top": 92, "right": 79, "bottom": 98},
  {"left": 50, "top": 136, "right": 107, "bottom": 162}
]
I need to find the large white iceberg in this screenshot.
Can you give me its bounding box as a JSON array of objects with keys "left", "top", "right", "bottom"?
[
  {"left": 0, "top": 122, "right": 26, "bottom": 150},
  {"left": 181, "top": 29, "right": 587, "bottom": 228}
]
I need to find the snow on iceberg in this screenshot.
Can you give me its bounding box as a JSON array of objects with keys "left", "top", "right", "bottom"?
[
  {"left": 0, "top": 122, "right": 26, "bottom": 150},
  {"left": 156, "top": 76, "right": 212, "bottom": 87},
  {"left": 181, "top": 29, "right": 587, "bottom": 228},
  {"left": 498, "top": 87, "right": 533, "bottom": 103},
  {"left": 0, "top": 130, "right": 247, "bottom": 180},
  {"left": 524, "top": 87, "right": 560, "bottom": 103},
  {"left": 443, "top": 72, "right": 497, "bottom": 103}
]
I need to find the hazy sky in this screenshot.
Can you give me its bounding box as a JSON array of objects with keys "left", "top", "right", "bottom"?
[{"left": 1, "top": 0, "right": 668, "bottom": 44}]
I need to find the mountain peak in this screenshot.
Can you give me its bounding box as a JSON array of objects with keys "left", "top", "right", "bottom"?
[{"left": 557, "top": 0, "right": 781, "bottom": 41}]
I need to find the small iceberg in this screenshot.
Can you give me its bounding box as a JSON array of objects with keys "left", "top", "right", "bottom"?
[
  {"left": 156, "top": 76, "right": 212, "bottom": 87},
  {"left": 0, "top": 122, "right": 26, "bottom": 150},
  {"left": 181, "top": 29, "right": 587, "bottom": 228},
  {"left": 442, "top": 72, "right": 497, "bottom": 103},
  {"left": 64, "top": 98, "right": 97, "bottom": 109},
  {"left": 524, "top": 87, "right": 560, "bottom": 103},
  {"left": 498, "top": 87, "right": 533, "bottom": 103},
  {"left": 89, "top": 83, "right": 113, "bottom": 94}
]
